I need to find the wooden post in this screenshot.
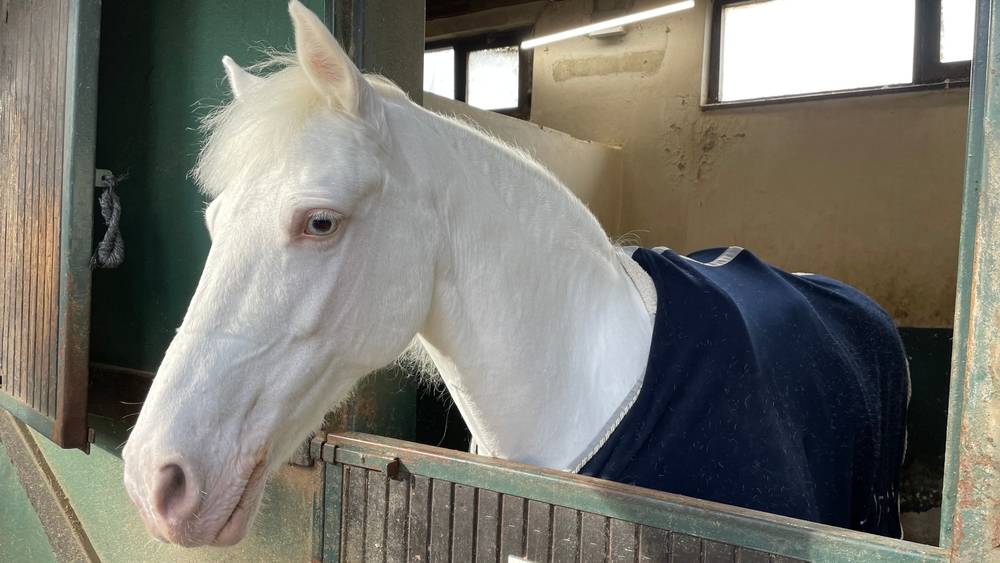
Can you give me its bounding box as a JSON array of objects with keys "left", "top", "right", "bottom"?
[{"left": 940, "top": 0, "right": 1000, "bottom": 560}]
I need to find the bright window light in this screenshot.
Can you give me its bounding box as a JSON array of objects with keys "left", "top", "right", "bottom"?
[
  {"left": 467, "top": 46, "right": 520, "bottom": 110},
  {"left": 424, "top": 48, "right": 455, "bottom": 99},
  {"left": 941, "top": 0, "right": 975, "bottom": 63},
  {"left": 720, "top": 0, "right": 915, "bottom": 102}
]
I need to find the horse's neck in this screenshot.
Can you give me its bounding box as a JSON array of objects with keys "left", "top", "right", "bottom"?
[{"left": 400, "top": 103, "right": 654, "bottom": 470}]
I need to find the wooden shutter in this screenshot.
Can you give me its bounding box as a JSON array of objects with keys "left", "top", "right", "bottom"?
[{"left": 0, "top": 0, "right": 100, "bottom": 449}]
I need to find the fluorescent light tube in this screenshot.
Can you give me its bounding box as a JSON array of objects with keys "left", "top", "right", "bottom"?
[{"left": 521, "top": 0, "right": 696, "bottom": 49}]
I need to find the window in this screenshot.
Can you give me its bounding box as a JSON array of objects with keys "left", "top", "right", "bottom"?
[
  {"left": 708, "top": 0, "right": 975, "bottom": 104},
  {"left": 424, "top": 29, "right": 532, "bottom": 117},
  {"left": 424, "top": 47, "right": 456, "bottom": 99}
]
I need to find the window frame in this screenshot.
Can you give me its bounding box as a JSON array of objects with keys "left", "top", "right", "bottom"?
[
  {"left": 425, "top": 28, "right": 533, "bottom": 119},
  {"left": 706, "top": 0, "right": 972, "bottom": 107}
]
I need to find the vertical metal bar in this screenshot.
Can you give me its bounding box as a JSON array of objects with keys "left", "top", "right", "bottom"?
[{"left": 940, "top": 0, "right": 1000, "bottom": 559}]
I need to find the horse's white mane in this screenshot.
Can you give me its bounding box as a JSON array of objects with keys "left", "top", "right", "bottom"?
[{"left": 193, "top": 53, "right": 407, "bottom": 199}]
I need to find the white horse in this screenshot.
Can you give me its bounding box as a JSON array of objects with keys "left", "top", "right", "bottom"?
[{"left": 123, "top": 1, "right": 907, "bottom": 547}]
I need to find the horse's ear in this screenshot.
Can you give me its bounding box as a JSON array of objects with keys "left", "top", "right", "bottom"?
[
  {"left": 222, "top": 56, "right": 263, "bottom": 99},
  {"left": 288, "top": 0, "right": 378, "bottom": 121}
]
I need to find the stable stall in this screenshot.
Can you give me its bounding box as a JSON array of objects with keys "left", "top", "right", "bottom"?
[{"left": 0, "top": 0, "right": 996, "bottom": 561}]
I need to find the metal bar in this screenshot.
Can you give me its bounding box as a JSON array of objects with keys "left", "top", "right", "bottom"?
[
  {"left": 323, "top": 432, "right": 947, "bottom": 563},
  {"left": 939, "top": 0, "right": 1000, "bottom": 559}
]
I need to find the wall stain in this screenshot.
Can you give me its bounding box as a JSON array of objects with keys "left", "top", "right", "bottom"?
[
  {"left": 696, "top": 124, "right": 748, "bottom": 181},
  {"left": 552, "top": 49, "right": 665, "bottom": 82}
]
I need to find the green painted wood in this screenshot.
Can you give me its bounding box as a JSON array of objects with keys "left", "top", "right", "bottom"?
[
  {"left": 939, "top": 0, "right": 1000, "bottom": 558},
  {"left": 324, "top": 432, "right": 948, "bottom": 563},
  {"left": 55, "top": 0, "right": 101, "bottom": 449},
  {"left": 88, "top": 0, "right": 322, "bottom": 372}
]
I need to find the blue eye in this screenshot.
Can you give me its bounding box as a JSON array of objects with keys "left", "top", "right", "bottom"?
[{"left": 304, "top": 210, "right": 340, "bottom": 236}]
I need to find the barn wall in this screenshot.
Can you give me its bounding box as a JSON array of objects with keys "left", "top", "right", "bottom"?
[
  {"left": 525, "top": 0, "right": 968, "bottom": 328},
  {"left": 425, "top": 93, "right": 624, "bottom": 230}
]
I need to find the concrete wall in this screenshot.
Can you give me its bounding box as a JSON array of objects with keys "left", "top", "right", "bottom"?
[
  {"left": 523, "top": 0, "right": 969, "bottom": 328},
  {"left": 425, "top": 93, "right": 624, "bottom": 230}
]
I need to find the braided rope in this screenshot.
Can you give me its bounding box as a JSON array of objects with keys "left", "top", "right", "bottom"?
[{"left": 92, "top": 173, "right": 126, "bottom": 269}]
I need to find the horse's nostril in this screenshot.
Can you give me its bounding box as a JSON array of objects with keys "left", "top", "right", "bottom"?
[{"left": 151, "top": 461, "right": 202, "bottom": 524}]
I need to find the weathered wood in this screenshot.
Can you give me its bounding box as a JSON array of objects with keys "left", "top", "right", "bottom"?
[
  {"left": 451, "top": 484, "right": 476, "bottom": 562},
  {"left": 638, "top": 526, "right": 671, "bottom": 562},
  {"left": 940, "top": 0, "right": 1000, "bottom": 559},
  {"left": 609, "top": 518, "right": 637, "bottom": 563},
  {"left": 703, "top": 539, "right": 735, "bottom": 562},
  {"left": 323, "top": 464, "right": 345, "bottom": 563},
  {"left": 408, "top": 475, "right": 431, "bottom": 562},
  {"left": 525, "top": 499, "right": 551, "bottom": 562},
  {"left": 323, "top": 433, "right": 950, "bottom": 563},
  {"left": 580, "top": 512, "right": 609, "bottom": 563},
  {"left": 429, "top": 479, "right": 453, "bottom": 562},
  {"left": 734, "top": 547, "right": 769, "bottom": 563},
  {"left": 386, "top": 473, "right": 410, "bottom": 562},
  {"left": 552, "top": 505, "right": 580, "bottom": 562},
  {"left": 475, "top": 489, "right": 500, "bottom": 563},
  {"left": 364, "top": 470, "right": 388, "bottom": 562},
  {"left": 0, "top": 0, "right": 97, "bottom": 450},
  {"left": 343, "top": 465, "right": 367, "bottom": 562},
  {"left": 671, "top": 533, "right": 701, "bottom": 563},
  {"left": 499, "top": 494, "right": 527, "bottom": 561}
]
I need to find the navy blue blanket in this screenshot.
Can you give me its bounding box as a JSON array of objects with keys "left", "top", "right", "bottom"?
[{"left": 580, "top": 247, "right": 908, "bottom": 537}]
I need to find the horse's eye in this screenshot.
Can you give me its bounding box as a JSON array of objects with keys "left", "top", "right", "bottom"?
[{"left": 304, "top": 210, "right": 341, "bottom": 237}]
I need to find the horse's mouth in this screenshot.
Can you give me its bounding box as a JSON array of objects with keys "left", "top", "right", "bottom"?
[{"left": 212, "top": 458, "right": 269, "bottom": 546}]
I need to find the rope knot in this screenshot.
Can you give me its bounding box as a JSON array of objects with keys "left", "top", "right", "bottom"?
[{"left": 92, "top": 171, "right": 127, "bottom": 269}]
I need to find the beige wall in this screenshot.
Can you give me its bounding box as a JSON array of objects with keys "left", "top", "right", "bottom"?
[
  {"left": 425, "top": 93, "right": 625, "bottom": 231},
  {"left": 521, "top": 0, "right": 969, "bottom": 327}
]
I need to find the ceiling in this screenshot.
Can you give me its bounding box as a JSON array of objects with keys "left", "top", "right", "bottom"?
[{"left": 427, "top": 0, "right": 545, "bottom": 20}]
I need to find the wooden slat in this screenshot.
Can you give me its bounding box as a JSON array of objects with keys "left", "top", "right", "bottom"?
[
  {"left": 703, "top": 539, "right": 735, "bottom": 562},
  {"left": 386, "top": 474, "right": 410, "bottom": 562},
  {"left": 343, "top": 465, "right": 367, "bottom": 562},
  {"left": 552, "top": 506, "right": 580, "bottom": 562},
  {"left": 499, "top": 495, "right": 527, "bottom": 561},
  {"left": 580, "top": 512, "right": 609, "bottom": 563},
  {"left": 734, "top": 548, "right": 770, "bottom": 563},
  {"left": 475, "top": 489, "right": 500, "bottom": 563},
  {"left": 638, "top": 526, "right": 671, "bottom": 562},
  {"left": 609, "top": 519, "right": 638, "bottom": 563},
  {"left": 0, "top": 0, "right": 96, "bottom": 450},
  {"left": 408, "top": 475, "right": 431, "bottom": 562},
  {"left": 451, "top": 484, "right": 476, "bottom": 562},
  {"left": 525, "top": 500, "right": 551, "bottom": 562},
  {"left": 671, "top": 533, "right": 702, "bottom": 563},
  {"left": 364, "top": 470, "right": 388, "bottom": 562},
  {"left": 429, "top": 479, "right": 453, "bottom": 562},
  {"left": 325, "top": 433, "right": 949, "bottom": 563}
]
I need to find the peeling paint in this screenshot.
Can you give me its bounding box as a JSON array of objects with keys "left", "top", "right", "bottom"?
[{"left": 551, "top": 49, "right": 665, "bottom": 82}]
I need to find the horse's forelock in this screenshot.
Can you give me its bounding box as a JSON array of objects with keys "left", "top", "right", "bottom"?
[{"left": 193, "top": 54, "right": 401, "bottom": 200}]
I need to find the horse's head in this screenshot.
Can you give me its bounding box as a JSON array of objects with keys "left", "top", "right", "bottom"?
[{"left": 122, "top": 1, "right": 436, "bottom": 546}]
